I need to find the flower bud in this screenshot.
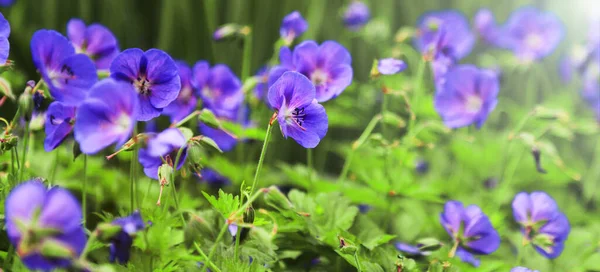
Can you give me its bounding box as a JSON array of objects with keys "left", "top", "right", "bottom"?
[
  {"left": 95, "top": 222, "right": 123, "bottom": 242},
  {"left": 18, "top": 92, "right": 32, "bottom": 120},
  {"left": 213, "top": 24, "right": 244, "bottom": 41},
  {"left": 158, "top": 164, "right": 174, "bottom": 186},
  {"left": 340, "top": 245, "right": 358, "bottom": 254},
  {"left": 187, "top": 142, "right": 204, "bottom": 164},
  {"left": 39, "top": 239, "right": 75, "bottom": 259},
  {"left": 0, "top": 134, "right": 18, "bottom": 152},
  {"left": 263, "top": 186, "right": 293, "bottom": 211}
]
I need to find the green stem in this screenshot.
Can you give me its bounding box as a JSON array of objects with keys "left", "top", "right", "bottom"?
[
  {"left": 79, "top": 231, "right": 97, "bottom": 260},
  {"left": 3, "top": 244, "right": 13, "bottom": 269},
  {"left": 338, "top": 115, "right": 382, "bottom": 183},
  {"left": 48, "top": 150, "right": 59, "bottom": 186},
  {"left": 307, "top": 148, "right": 314, "bottom": 187},
  {"left": 381, "top": 90, "right": 388, "bottom": 138},
  {"left": 448, "top": 240, "right": 459, "bottom": 258},
  {"left": 169, "top": 144, "right": 187, "bottom": 224},
  {"left": 130, "top": 125, "right": 138, "bottom": 213},
  {"left": 409, "top": 59, "right": 427, "bottom": 131},
  {"left": 241, "top": 30, "right": 253, "bottom": 81},
  {"left": 18, "top": 121, "right": 30, "bottom": 183},
  {"left": 194, "top": 242, "right": 222, "bottom": 272},
  {"left": 82, "top": 155, "right": 88, "bottom": 225},
  {"left": 173, "top": 110, "right": 201, "bottom": 127},
  {"left": 234, "top": 227, "right": 242, "bottom": 261},
  {"left": 249, "top": 121, "right": 274, "bottom": 195},
  {"left": 353, "top": 251, "right": 362, "bottom": 272}
]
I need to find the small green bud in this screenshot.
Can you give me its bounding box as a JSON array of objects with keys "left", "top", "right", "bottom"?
[
  {"left": 187, "top": 142, "right": 204, "bottom": 163},
  {"left": 96, "top": 223, "right": 123, "bottom": 242},
  {"left": 244, "top": 206, "right": 255, "bottom": 224},
  {"left": 340, "top": 245, "right": 358, "bottom": 254},
  {"left": 39, "top": 239, "right": 75, "bottom": 259},
  {"left": 0, "top": 134, "right": 18, "bottom": 152},
  {"left": 0, "top": 77, "right": 14, "bottom": 100},
  {"left": 158, "top": 164, "right": 174, "bottom": 186},
  {"left": 263, "top": 186, "right": 293, "bottom": 211},
  {"left": 193, "top": 135, "right": 223, "bottom": 153},
  {"left": 178, "top": 127, "right": 194, "bottom": 142},
  {"left": 18, "top": 92, "right": 32, "bottom": 120}
]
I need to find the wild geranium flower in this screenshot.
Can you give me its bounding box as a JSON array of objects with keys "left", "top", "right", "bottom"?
[
  {"left": 440, "top": 201, "right": 500, "bottom": 267},
  {"left": 163, "top": 61, "right": 196, "bottom": 122},
  {"left": 192, "top": 61, "right": 243, "bottom": 118},
  {"left": 512, "top": 192, "right": 571, "bottom": 258},
  {"left": 198, "top": 168, "right": 232, "bottom": 187},
  {"left": 44, "top": 101, "right": 75, "bottom": 151},
  {"left": 343, "top": 2, "right": 370, "bottom": 31},
  {"left": 110, "top": 48, "right": 181, "bottom": 121},
  {"left": 67, "top": 18, "right": 119, "bottom": 70},
  {"left": 474, "top": 8, "right": 501, "bottom": 46},
  {"left": 434, "top": 65, "right": 499, "bottom": 129},
  {"left": 511, "top": 267, "right": 539, "bottom": 272},
  {"left": 30, "top": 30, "right": 98, "bottom": 106},
  {"left": 0, "top": 11, "right": 10, "bottom": 65},
  {"left": 377, "top": 58, "right": 407, "bottom": 75},
  {"left": 74, "top": 79, "right": 138, "bottom": 154},
  {"left": 5, "top": 181, "right": 86, "bottom": 271},
  {"left": 268, "top": 71, "right": 328, "bottom": 148},
  {"left": 268, "top": 41, "right": 353, "bottom": 102},
  {"left": 280, "top": 11, "right": 308, "bottom": 44},
  {"left": 138, "top": 128, "right": 188, "bottom": 180},
  {"left": 493, "top": 7, "right": 564, "bottom": 62},
  {"left": 109, "top": 211, "right": 146, "bottom": 264},
  {"left": 414, "top": 10, "right": 475, "bottom": 61}
]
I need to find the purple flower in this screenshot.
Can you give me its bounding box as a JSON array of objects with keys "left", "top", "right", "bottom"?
[
  {"left": 280, "top": 11, "right": 308, "bottom": 43},
  {"left": 5, "top": 181, "right": 86, "bottom": 270},
  {"left": 415, "top": 159, "right": 429, "bottom": 174},
  {"left": 253, "top": 66, "right": 270, "bottom": 101},
  {"left": 198, "top": 168, "right": 232, "bottom": 187},
  {"left": 30, "top": 30, "right": 98, "bottom": 106},
  {"left": 0, "top": 11, "right": 10, "bottom": 65},
  {"left": 163, "top": 61, "right": 196, "bottom": 122},
  {"left": 440, "top": 201, "right": 500, "bottom": 267},
  {"left": 511, "top": 267, "right": 539, "bottom": 272},
  {"left": 474, "top": 8, "right": 501, "bottom": 46},
  {"left": 357, "top": 204, "right": 371, "bottom": 214},
  {"left": 268, "top": 41, "right": 353, "bottom": 102},
  {"left": 74, "top": 78, "right": 138, "bottom": 154},
  {"left": 44, "top": 101, "right": 75, "bottom": 151},
  {"left": 138, "top": 128, "right": 188, "bottom": 180},
  {"left": 0, "top": 0, "right": 14, "bottom": 7},
  {"left": 192, "top": 61, "right": 243, "bottom": 119},
  {"left": 268, "top": 71, "right": 328, "bottom": 148},
  {"left": 67, "top": 18, "right": 120, "bottom": 70},
  {"left": 512, "top": 192, "right": 570, "bottom": 259},
  {"left": 110, "top": 48, "right": 181, "bottom": 121},
  {"left": 434, "top": 65, "right": 499, "bottom": 129},
  {"left": 343, "top": 2, "right": 370, "bottom": 31},
  {"left": 494, "top": 7, "right": 564, "bottom": 62},
  {"left": 377, "top": 58, "right": 407, "bottom": 75},
  {"left": 395, "top": 242, "right": 422, "bottom": 256},
  {"left": 414, "top": 10, "right": 475, "bottom": 61},
  {"left": 109, "top": 211, "right": 146, "bottom": 264}
]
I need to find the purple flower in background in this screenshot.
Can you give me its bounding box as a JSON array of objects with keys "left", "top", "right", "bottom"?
[
  {"left": 440, "top": 201, "right": 500, "bottom": 267},
  {"left": 280, "top": 11, "right": 308, "bottom": 44},
  {"left": 0, "top": 0, "right": 14, "bottom": 7},
  {"left": 395, "top": 242, "right": 422, "bottom": 256},
  {"left": 474, "top": 8, "right": 501, "bottom": 45},
  {"left": 269, "top": 71, "right": 328, "bottom": 148},
  {"left": 110, "top": 48, "right": 180, "bottom": 121},
  {"left": 559, "top": 45, "right": 589, "bottom": 83},
  {"left": 254, "top": 66, "right": 270, "bottom": 101},
  {"left": 343, "top": 2, "right": 370, "bottom": 31},
  {"left": 44, "top": 101, "right": 75, "bottom": 151},
  {"left": 198, "top": 168, "right": 232, "bottom": 187},
  {"left": 192, "top": 61, "right": 243, "bottom": 119},
  {"left": 357, "top": 204, "right": 371, "bottom": 214},
  {"left": 30, "top": 30, "right": 97, "bottom": 106},
  {"left": 494, "top": 7, "right": 564, "bottom": 62},
  {"left": 377, "top": 58, "right": 407, "bottom": 75},
  {"left": 268, "top": 41, "right": 353, "bottom": 102},
  {"left": 109, "top": 211, "right": 146, "bottom": 264},
  {"left": 512, "top": 192, "right": 570, "bottom": 259},
  {"left": 511, "top": 267, "right": 540, "bottom": 272},
  {"left": 0, "top": 11, "right": 10, "bottom": 65},
  {"left": 74, "top": 79, "right": 138, "bottom": 154},
  {"left": 67, "top": 18, "right": 119, "bottom": 70},
  {"left": 414, "top": 10, "right": 475, "bottom": 61},
  {"left": 434, "top": 65, "right": 499, "bottom": 129},
  {"left": 138, "top": 128, "right": 188, "bottom": 180},
  {"left": 163, "top": 61, "right": 196, "bottom": 122},
  {"left": 5, "top": 181, "right": 86, "bottom": 271},
  {"left": 415, "top": 159, "right": 429, "bottom": 174},
  {"left": 581, "top": 61, "right": 600, "bottom": 119}
]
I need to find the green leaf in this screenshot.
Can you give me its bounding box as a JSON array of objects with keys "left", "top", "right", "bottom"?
[{"left": 202, "top": 189, "right": 240, "bottom": 218}]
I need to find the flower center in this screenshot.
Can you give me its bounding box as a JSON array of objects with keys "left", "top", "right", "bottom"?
[
  {"left": 285, "top": 106, "right": 306, "bottom": 128},
  {"left": 115, "top": 112, "right": 132, "bottom": 133},
  {"left": 180, "top": 87, "right": 193, "bottom": 103},
  {"left": 134, "top": 77, "right": 151, "bottom": 95},
  {"left": 465, "top": 95, "right": 483, "bottom": 113},
  {"left": 525, "top": 33, "right": 544, "bottom": 50},
  {"left": 310, "top": 69, "right": 329, "bottom": 86}
]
